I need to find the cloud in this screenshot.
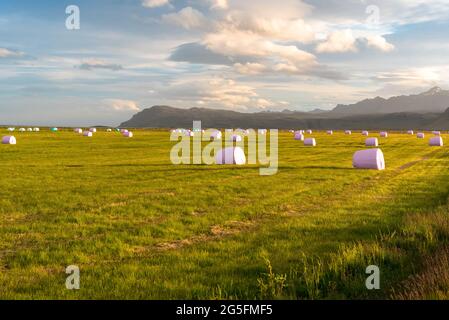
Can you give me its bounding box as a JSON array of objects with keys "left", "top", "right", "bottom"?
[
  {"left": 316, "top": 30, "right": 358, "bottom": 53},
  {"left": 77, "top": 59, "right": 123, "bottom": 71},
  {"left": 162, "top": 7, "right": 209, "bottom": 30},
  {"left": 142, "top": 0, "right": 170, "bottom": 8},
  {"left": 234, "top": 62, "right": 267, "bottom": 75},
  {"left": 364, "top": 35, "right": 395, "bottom": 52},
  {"left": 157, "top": 77, "right": 279, "bottom": 111},
  {"left": 169, "top": 42, "right": 234, "bottom": 65},
  {"left": 104, "top": 99, "right": 141, "bottom": 111},
  {"left": 0, "top": 48, "right": 24, "bottom": 58},
  {"left": 210, "top": 0, "right": 228, "bottom": 10}
]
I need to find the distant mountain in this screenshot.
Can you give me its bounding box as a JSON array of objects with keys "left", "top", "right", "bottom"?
[
  {"left": 119, "top": 105, "right": 449, "bottom": 130},
  {"left": 331, "top": 86, "right": 449, "bottom": 115}
]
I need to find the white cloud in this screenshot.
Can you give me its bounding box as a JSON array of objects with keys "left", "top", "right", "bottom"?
[
  {"left": 78, "top": 59, "right": 123, "bottom": 71},
  {"left": 316, "top": 30, "right": 358, "bottom": 53},
  {"left": 210, "top": 0, "right": 228, "bottom": 10},
  {"left": 234, "top": 62, "right": 267, "bottom": 75},
  {"left": 162, "top": 7, "right": 209, "bottom": 30},
  {"left": 104, "top": 99, "right": 141, "bottom": 112},
  {"left": 364, "top": 35, "right": 395, "bottom": 52},
  {"left": 0, "top": 48, "right": 24, "bottom": 58},
  {"left": 142, "top": 0, "right": 170, "bottom": 8}
]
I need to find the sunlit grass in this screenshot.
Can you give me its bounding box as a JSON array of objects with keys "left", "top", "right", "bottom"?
[{"left": 0, "top": 129, "right": 448, "bottom": 299}]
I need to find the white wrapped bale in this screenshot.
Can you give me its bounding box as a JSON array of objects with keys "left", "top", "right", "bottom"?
[
  {"left": 429, "top": 136, "right": 443, "bottom": 146},
  {"left": 345, "top": 130, "right": 352, "bottom": 135},
  {"left": 215, "top": 147, "right": 246, "bottom": 165},
  {"left": 362, "top": 131, "right": 369, "bottom": 136},
  {"left": 380, "top": 132, "right": 388, "bottom": 138},
  {"left": 74, "top": 128, "right": 83, "bottom": 134},
  {"left": 353, "top": 148, "right": 385, "bottom": 170},
  {"left": 2, "top": 136, "right": 16, "bottom": 145},
  {"left": 83, "top": 131, "right": 93, "bottom": 137},
  {"left": 304, "top": 138, "right": 316, "bottom": 146},
  {"left": 365, "top": 137, "right": 379, "bottom": 147},
  {"left": 123, "top": 131, "right": 133, "bottom": 138}
]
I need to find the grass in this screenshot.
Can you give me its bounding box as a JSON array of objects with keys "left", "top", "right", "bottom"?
[{"left": 0, "top": 129, "right": 448, "bottom": 299}]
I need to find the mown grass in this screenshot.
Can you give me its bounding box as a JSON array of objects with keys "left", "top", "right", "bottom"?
[{"left": 0, "top": 128, "right": 448, "bottom": 299}]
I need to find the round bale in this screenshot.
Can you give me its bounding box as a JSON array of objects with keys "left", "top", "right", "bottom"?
[
  {"left": 304, "top": 138, "right": 316, "bottom": 146},
  {"left": 429, "top": 136, "right": 443, "bottom": 146},
  {"left": 2, "top": 136, "right": 16, "bottom": 145},
  {"left": 215, "top": 147, "right": 246, "bottom": 165},
  {"left": 353, "top": 148, "right": 385, "bottom": 170}
]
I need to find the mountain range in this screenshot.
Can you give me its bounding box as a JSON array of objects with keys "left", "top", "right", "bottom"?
[{"left": 120, "top": 87, "right": 449, "bottom": 129}]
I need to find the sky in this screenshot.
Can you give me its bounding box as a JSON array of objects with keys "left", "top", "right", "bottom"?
[{"left": 1, "top": 0, "right": 449, "bottom": 126}]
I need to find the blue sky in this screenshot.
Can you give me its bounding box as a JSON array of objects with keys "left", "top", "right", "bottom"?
[{"left": 1, "top": 0, "right": 449, "bottom": 126}]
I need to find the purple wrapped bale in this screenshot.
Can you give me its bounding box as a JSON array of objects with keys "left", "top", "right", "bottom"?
[
  {"left": 366, "top": 138, "right": 379, "bottom": 146},
  {"left": 123, "top": 131, "right": 133, "bottom": 138},
  {"left": 2, "top": 136, "right": 16, "bottom": 145},
  {"left": 380, "top": 131, "right": 388, "bottom": 138},
  {"left": 327, "top": 130, "right": 333, "bottom": 135},
  {"left": 429, "top": 136, "right": 443, "bottom": 146},
  {"left": 417, "top": 132, "right": 425, "bottom": 139},
  {"left": 353, "top": 148, "right": 385, "bottom": 170},
  {"left": 294, "top": 131, "right": 304, "bottom": 141},
  {"left": 433, "top": 131, "right": 441, "bottom": 136},
  {"left": 230, "top": 134, "right": 242, "bottom": 142},
  {"left": 83, "top": 131, "right": 93, "bottom": 137},
  {"left": 407, "top": 130, "right": 414, "bottom": 135},
  {"left": 89, "top": 128, "right": 97, "bottom": 133},
  {"left": 215, "top": 147, "right": 246, "bottom": 165},
  {"left": 304, "top": 138, "right": 316, "bottom": 146},
  {"left": 362, "top": 131, "right": 369, "bottom": 136},
  {"left": 210, "top": 130, "right": 222, "bottom": 141},
  {"left": 74, "top": 128, "right": 82, "bottom": 134},
  {"left": 345, "top": 130, "right": 352, "bottom": 135}
]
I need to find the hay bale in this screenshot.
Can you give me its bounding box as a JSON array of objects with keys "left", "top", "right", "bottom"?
[
  {"left": 33, "top": 128, "right": 40, "bottom": 132},
  {"left": 123, "top": 131, "right": 133, "bottom": 138},
  {"left": 83, "top": 131, "right": 93, "bottom": 137},
  {"left": 230, "top": 134, "right": 243, "bottom": 142},
  {"left": 2, "top": 136, "right": 16, "bottom": 145},
  {"left": 19, "top": 128, "right": 26, "bottom": 132},
  {"left": 304, "top": 138, "right": 316, "bottom": 146},
  {"left": 89, "top": 128, "right": 97, "bottom": 133},
  {"left": 210, "top": 130, "right": 222, "bottom": 141},
  {"left": 294, "top": 131, "right": 305, "bottom": 141},
  {"left": 327, "top": 130, "right": 333, "bottom": 135},
  {"left": 407, "top": 130, "right": 414, "bottom": 135},
  {"left": 215, "top": 147, "right": 246, "bottom": 165},
  {"left": 380, "top": 131, "right": 388, "bottom": 138},
  {"left": 429, "top": 136, "right": 443, "bottom": 146},
  {"left": 7, "top": 128, "right": 15, "bottom": 132},
  {"left": 417, "top": 132, "right": 425, "bottom": 139},
  {"left": 74, "top": 128, "right": 83, "bottom": 134},
  {"left": 366, "top": 137, "right": 379, "bottom": 146},
  {"left": 345, "top": 130, "right": 352, "bottom": 135},
  {"left": 27, "top": 128, "right": 33, "bottom": 132},
  {"left": 306, "top": 130, "right": 313, "bottom": 134},
  {"left": 353, "top": 148, "right": 385, "bottom": 170},
  {"left": 51, "top": 128, "right": 58, "bottom": 132},
  {"left": 362, "top": 131, "right": 369, "bottom": 136},
  {"left": 432, "top": 131, "right": 441, "bottom": 136}
]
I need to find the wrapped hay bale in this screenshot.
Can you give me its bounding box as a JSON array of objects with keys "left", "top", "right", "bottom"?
[
  {"left": 417, "top": 132, "right": 425, "bottom": 139},
  {"left": 83, "top": 131, "right": 93, "bottom": 137},
  {"left": 353, "top": 148, "right": 385, "bottom": 170},
  {"left": 429, "top": 136, "right": 443, "bottom": 146},
  {"left": 215, "top": 147, "right": 246, "bottom": 165},
  {"left": 380, "top": 132, "right": 388, "bottom": 138},
  {"left": 123, "top": 131, "right": 133, "bottom": 138},
  {"left": 2, "top": 136, "right": 16, "bottom": 145},
  {"left": 304, "top": 138, "right": 316, "bottom": 146},
  {"left": 362, "top": 131, "right": 369, "bottom": 136},
  {"left": 345, "top": 130, "right": 352, "bottom": 135},
  {"left": 294, "top": 131, "right": 305, "bottom": 141},
  {"left": 365, "top": 137, "right": 379, "bottom": 147}
]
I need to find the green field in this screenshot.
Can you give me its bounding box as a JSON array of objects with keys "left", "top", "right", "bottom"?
[{"left": 0, "top": 129, "right": 448, "bottom": 299}]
